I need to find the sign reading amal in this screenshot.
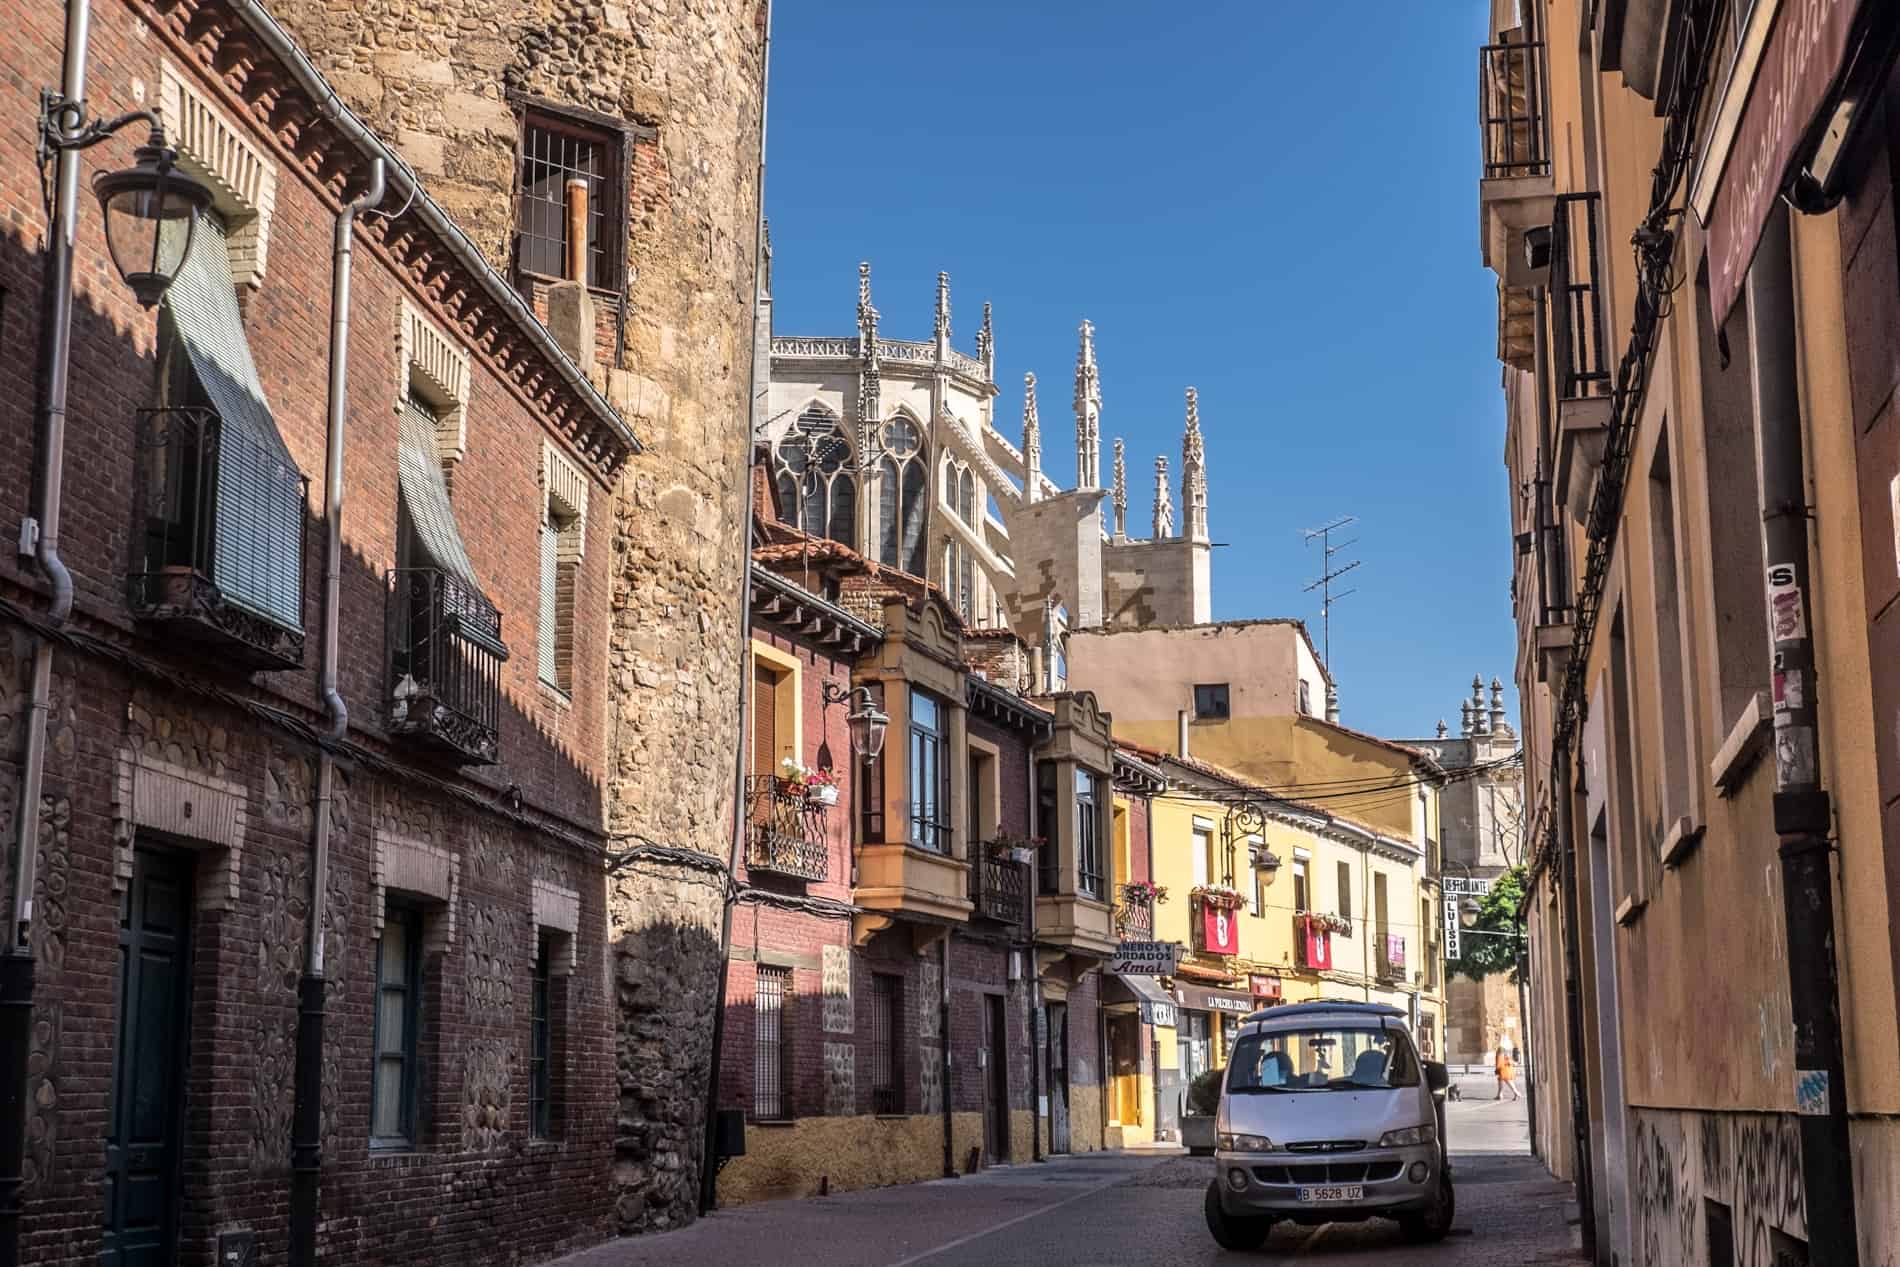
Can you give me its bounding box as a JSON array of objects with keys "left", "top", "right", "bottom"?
[{"left": 1109, "top": 941, "right": 1182, "bottom": 976}]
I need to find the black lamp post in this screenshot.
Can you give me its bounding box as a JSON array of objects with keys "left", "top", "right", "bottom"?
[
  {"left": 89, "top": 124, "right": 217, "bottom": 306},
  {"left": 821, "top": 680, "right": 889, "bottom": 759}
]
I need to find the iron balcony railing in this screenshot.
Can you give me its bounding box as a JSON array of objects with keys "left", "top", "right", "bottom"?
[
  {"left": 1114, "top": 887, "right": 1156, "bottom": 940},
  {"left": 745, "top": 777, "right": 829, "bottom": 882},
  {"left": 386, "top": 568, "right": 506, "bottom": 766},
  {"left": 1550, "top": 192, "right": 1611, "bottom": 400},
  {"left": 128, "top": 406, "right": 308, "bottom": 670},
  {"left": 1479, "top": 38, "right": 1550, "bottom": 178},
  {"left": 969, "top": 852, "right": 1029, "bottom": 925}
]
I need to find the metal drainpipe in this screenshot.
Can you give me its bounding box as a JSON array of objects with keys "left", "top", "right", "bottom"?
[
  {"left": 289, "top": 156, "right": 384, "bottom": 1267},
  {"left": 2, "top": 3, "right": 91, "bottom": 1259},
  {"left": 1553, "top": 742, "right": 1596, "bottom": 1262},
  {"left": 698, "top": 0, "right": 771, "bottom": 1217},
  {"left": 1747, "top": 203, "right": 1860, "bottom": 1267},
  {"left": 941, "top": 934, "right": 954, "bottom": 1177}
]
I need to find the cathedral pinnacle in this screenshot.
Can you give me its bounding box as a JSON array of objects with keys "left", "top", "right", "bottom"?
[
  {"left": 934, "top": 271, "right": 951, "bottom": 343},
  {"left": 1153, "top": 456, "right": 1174, "bottom": 538},
  {"left": 977, "top": 301, "right": 994, "bottom": 380},
  {"left": 1074, "top": 320, "right": 1101, "bottom": 489},
  {"left": 1023, "top": 373, "right": 1043, "bottom": 505},
  {"left": 1181, "top": 387, "right": 1208, "bottom": 542},
  {"left": 1112, "top": 438, "right": 1127, "bottom": 539}
]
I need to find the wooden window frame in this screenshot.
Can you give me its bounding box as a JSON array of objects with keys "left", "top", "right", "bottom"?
[
  {"left": 513, "top": 102, "right": 630, "bottom": 295},
  {"left": 371, "top": 902, "right": 424, "bottom": 1149}
]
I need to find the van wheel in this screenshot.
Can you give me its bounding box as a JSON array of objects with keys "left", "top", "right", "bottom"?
[
  {"left": 1204, "top": 1181, "right": 1272, "bottom": 1251},
  {"left": 1399, "top": 1172, "right": 1455, "bottom": 1243}
]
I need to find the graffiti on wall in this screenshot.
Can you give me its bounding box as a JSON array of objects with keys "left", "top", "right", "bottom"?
[{"left": 1632, "top": 1108, "right": 1804, "bottom": 1267}]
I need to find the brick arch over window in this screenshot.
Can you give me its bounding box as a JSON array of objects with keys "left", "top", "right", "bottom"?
[{"left": 773, "top": 404, "right": 856, "bottom": 547}]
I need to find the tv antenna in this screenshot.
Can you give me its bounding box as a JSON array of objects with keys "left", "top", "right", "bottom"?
[{"left": 1302, "top": 516, "right": 1360, "bottom": 670}]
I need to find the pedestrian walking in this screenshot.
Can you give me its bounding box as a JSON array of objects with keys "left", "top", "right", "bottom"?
[{"left": 1494, "top": 1040, "right": 1520, "bottom": 1101}]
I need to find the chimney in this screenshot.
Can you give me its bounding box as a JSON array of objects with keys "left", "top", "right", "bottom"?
[
  {"left": 564, "top": 177, "right": 589, "bottom": 282},
  {"left": 546, "top": 177, "right": 598, "bottom": 367},
  {"left": 1178, "top": 709, "right": 1191, "bottom": 760}
]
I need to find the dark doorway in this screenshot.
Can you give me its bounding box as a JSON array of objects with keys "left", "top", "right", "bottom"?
[
  {"left": 983, "top": 994, "right": 1009, "bottom": 1162},
  {"left": 1047, "top": 1001, "right": 1071, "bottom": 1154},
  {"left": 103, "top": 845, "right": 195, "bottom": 1266}
]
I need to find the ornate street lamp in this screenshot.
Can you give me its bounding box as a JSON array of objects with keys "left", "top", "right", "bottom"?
[
  {"left": 821, "top": 681, "right": 889, "bottom": 759},
  {"left": 90, "top": 124, "right": 217, "bottom": 307},
  {"left": 1459, "top": 896, "right": 1483, "bottom": 929}
]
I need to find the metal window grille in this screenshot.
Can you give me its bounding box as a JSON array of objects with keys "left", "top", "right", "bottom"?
[
  {"left": 530, "top": 935, "right": 552, "bottom": 1138},
  {"left": 753, "top": 966, "right": 792, "bottom": 1120},
  {"left": 870, "top": 974, "right": 901, "bottom": 1114},
  {"left": 516, "top": 113, "right": 617, "bottom": 289}
]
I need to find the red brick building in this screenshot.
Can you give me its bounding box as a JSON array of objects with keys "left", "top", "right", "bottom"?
[{"left": 0, "top": 0, "right": 633, "bottom": 1261}]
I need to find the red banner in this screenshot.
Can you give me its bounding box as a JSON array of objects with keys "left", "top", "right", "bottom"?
[
  {"left": 1198, "top": 900, "right": 1239, "bottom": 956},
  {"left": 1704, "top": 0, "right": 1866, "bottom": 322},
  {"left": 1300, "top": 917, "right": 1333, "bottom": 971}
]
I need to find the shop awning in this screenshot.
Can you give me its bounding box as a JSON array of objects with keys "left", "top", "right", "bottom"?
[
  {"left": 1106, "top": 973, "right": 1178, "bottom": 1027},
  {"left": 1173, "top": 982, "right": 1255, "bottom": 1017},
  {"left": 1694, "top": 0, "right": 1870, "bottom": 322}
]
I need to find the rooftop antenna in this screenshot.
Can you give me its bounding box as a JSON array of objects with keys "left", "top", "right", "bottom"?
[{"left": 1302, "top": 515, "right": 1360, "bottom": 671}]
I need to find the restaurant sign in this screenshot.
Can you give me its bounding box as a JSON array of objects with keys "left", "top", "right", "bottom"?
[{"left": 1701, "top": 0, "right": 1867, "bottom": 323}]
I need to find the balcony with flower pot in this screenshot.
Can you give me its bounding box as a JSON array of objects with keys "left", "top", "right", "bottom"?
[
  {"left": 1114, "top": 880, "right": 1166, "bottom": 940},
  {"left": 970, "top": 835, "right": 1034, "bottom": 926},
  {"left": 745, "top": 768, "right": 830, "bottom": 883}
]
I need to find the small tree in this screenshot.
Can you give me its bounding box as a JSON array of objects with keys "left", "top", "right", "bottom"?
[
  {"left": 1452, "top": 865, "right": 1525, "bottom": 983},
  {"left": 1187, "top": 1068, "right": 1224, "bottom": 1115}
]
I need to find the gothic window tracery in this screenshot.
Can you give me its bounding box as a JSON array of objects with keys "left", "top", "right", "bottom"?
[
  {"left": 773, "top": 407, "right": 857, "bottom": 548},
  {"left": 876, "top": 414, "right": 928, "bottom": 576}
]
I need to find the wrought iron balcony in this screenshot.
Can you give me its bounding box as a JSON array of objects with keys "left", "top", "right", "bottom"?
[
  {"left": 127, "top": 407, "right": 308, "bottom": 671},
  {"left": 386, "top": 568, "right": 506, "bottom": 766},
  {"left": 1550, "top": 193, "right": 1609, "bottom": 401},
  {"left": 969, "top": 851, "right": 1029, "bottom": 925},
  {"left": 1479, "top": 37, "right": 1549, "bottom": 180},
  {"left": 1114, "top": 888, "right": 1155, "bottom": 940},
  {"left": 745, "top": 777, "right": 829, "bottom": 882}
]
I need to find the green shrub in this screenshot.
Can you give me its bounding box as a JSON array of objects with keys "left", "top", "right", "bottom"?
[{"left": 1187, "top": 1068, "right": 1224, "bottom": 1116}]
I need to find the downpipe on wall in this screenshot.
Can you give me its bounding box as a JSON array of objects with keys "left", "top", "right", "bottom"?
[
  {"left": 1, "top": 2, "right": 92, "bottom": 1261},
  {"left": 1553, "top": 743, "right": 1596, "bottom": 1264},
  {"left": 698, "top": 0, "right": 771, "bottom": 1218},
  {"left": 289, "top": 156, "right": 385, "bottom": 1267},
  {"left": 1747, "top": 203, "right": 1860, "bottom": 1267}
]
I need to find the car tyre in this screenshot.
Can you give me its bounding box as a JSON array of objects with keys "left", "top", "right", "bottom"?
[
  {"left": 1204, "top": 1181, "right": 1273, "bottom": 1251},
  {"left": 1399, "top": 1171, "right": 1455, "bottom": 1243}
]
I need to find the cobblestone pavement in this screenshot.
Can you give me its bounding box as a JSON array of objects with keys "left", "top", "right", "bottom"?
[{"left": 546, "top": 1090, "right": 1580, "bottom": 1267}]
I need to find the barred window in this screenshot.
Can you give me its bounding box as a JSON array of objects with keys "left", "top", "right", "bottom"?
[
  {"left": 515, "top": 109, "right": 622, "bottom": 290},
  {"left": 870, "top": 973, "right": 902, "bottom": 1114},
  {"left": 753, "top": 965, "right": 792, "bottom": 1121}
]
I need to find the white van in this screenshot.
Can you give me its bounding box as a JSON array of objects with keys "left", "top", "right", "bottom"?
[{"left": 1202, "top": 1000, "right": 1454, "bottom": 1250}]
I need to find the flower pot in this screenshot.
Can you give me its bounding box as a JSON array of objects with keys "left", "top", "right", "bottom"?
[
  {"left": 1008, "top": 847, "right": 1034, "bottom": 865},
  {"left": 807, "top": 784, "right": 839, "bottom": 807}
]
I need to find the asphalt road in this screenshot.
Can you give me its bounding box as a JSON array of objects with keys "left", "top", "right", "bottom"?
[{"left": 549, "top": 1085, "right": 1580, "bottom": 1267}]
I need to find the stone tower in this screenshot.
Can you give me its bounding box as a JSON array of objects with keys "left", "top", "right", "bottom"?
[
  {"left": 269, "top": 0, "right": 769, "bottom": 1235},
  {"left": 1074, "top": 320, "right": 1101, "bottom": 489}
]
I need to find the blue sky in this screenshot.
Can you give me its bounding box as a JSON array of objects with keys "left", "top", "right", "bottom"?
[{"left": 763, "top": 3, "right": 1514, "bottom": 741}]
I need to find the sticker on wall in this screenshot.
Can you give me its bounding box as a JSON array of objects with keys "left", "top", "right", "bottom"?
[
  {"left": 1775, "top": 726, "right": 1817, "bottom": 790},
  {"left": 1771, "top": 667, "right": 1803, "bottom": 713},
  {"left": 1766, "top": 563, "right": 1805, "bottom": 642},
  {"left": 1796, "top": 1068, "right": 1829, "bottom": 1116}
]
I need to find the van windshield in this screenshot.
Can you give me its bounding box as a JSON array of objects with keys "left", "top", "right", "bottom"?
[{"left": 1226, "top": 1026, "right": 1420, "bottom": 1093}]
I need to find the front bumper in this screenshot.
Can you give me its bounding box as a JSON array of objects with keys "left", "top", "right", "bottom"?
[{"left": 1212, "top": 1143, "right": 1440, "bottom": 1220}]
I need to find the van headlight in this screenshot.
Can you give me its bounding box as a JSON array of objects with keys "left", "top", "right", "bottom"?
[
  {"left": 1378, "top": 1124, "right": 1437, "bottom": 1148},
  {"left": 1218, "top": 1133, "right": 1273, "bottom": 1153}
]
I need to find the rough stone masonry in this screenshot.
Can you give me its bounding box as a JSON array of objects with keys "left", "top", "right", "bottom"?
[{"left": 274, "top": 0, "right": 767, "bottom": 1235}]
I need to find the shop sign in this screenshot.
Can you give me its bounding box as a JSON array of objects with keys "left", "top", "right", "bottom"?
[
  {"left": 1109, "top": 940, "right": 1182, "bottom": 976},
  {"left": 1198, "top": 901, "right": 1240, "bottom": 956},
  {"left": 1175, "top": 983, "right": 1254, "bottom": 1015},
  {"left": 1143, "top": 1000, "right": 1178, "bottom": 1028},
  {"left": 1249, "top": 973, "right": 1283, "bottom": 1001}
]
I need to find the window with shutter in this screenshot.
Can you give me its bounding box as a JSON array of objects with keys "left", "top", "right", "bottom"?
[{"left": 538, "top": 445, "right": 587, "bottom": 696}]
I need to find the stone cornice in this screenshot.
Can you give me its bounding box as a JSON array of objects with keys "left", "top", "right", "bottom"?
[{"left": 142, "top": 0, "right": 638, "bottom": 485}]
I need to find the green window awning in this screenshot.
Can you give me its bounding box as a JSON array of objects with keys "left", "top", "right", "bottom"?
[{"left": 398, "top": 394, "right": 505, "bottom": 657}]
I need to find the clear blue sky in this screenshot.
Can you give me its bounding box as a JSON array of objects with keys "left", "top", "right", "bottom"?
[{"left": 763, "top": 3, "right": 1516, "bottom": 741}]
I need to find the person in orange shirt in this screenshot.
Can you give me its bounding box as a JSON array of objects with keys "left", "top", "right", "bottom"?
[{"left": 1494, "top": 1039, "right": 1520, "bottom": 1101}]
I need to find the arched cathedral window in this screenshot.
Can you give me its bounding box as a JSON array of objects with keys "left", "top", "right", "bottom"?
[
  {"left": 957, "top": 467, "right": 975, "bottom": 526},
  {"left": 876, "top": 415, "right": 928, "bottom": 577},
  {"left": 773, "top": 407, "right": 856, "bottom": 548}
]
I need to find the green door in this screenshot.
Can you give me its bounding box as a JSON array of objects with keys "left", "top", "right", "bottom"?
[{"left": 102, "top": 847, "right": 194, "bottom": 1266}]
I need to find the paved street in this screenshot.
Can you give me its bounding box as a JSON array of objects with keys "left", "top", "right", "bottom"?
[{"left": 549, "top": 1078, "right": 1578, "bottom": 1267}]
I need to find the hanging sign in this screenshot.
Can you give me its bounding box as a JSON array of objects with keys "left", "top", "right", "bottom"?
[{"left": 1109, "top": 941, "right": 1182, "bottom": 976}]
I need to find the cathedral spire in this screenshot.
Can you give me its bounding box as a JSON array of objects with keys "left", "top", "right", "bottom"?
[
  {"left": 1153, "top": 456, "right": 1174, "bottom": 538},
  {"left": 1023, "top": 373, "right": 1043, "bottom": 505},
  {"left": 1112, "top": 438, "right": 1127, "bottom": 539},
  {"left": 976, "top": 301, "right": 994, "bottom": 382},
  {"left": 934, "top": 270, "right": 951, "bottom": 344},
  {"left": 1181, "top": 386, "right": 1208, "bottom": 542},
  {"left": 1073, "top": 320, "right": 1101, "bottom": 489}
]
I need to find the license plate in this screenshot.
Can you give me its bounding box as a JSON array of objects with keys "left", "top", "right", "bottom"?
[{"left": 1297, "top": 1185, "right": 1364, "bottom": 1203}]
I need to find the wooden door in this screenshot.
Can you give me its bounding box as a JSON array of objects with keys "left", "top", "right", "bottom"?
[
  {"left": 102, "top": 847, "right": 194, "bottom": 1266},
  {"left": 1047, "top": 1002, "right": 1070, "bottom": 1154},
  {"left": 983, "top": 995, "right": 1009, "bottom": 1162}
]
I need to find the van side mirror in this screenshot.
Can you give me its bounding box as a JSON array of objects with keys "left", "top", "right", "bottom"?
[{"left": 1424, "top": 1061, "right": 1450, "bottom": 1093}]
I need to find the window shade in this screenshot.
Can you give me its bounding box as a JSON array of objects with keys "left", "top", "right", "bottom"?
[
  {"left": 397, "top": 395, "right": 504, "bottom": 655},
  {"left": 160, "top": 216, "right": 306, "bottom": 631},
  {"left": 538, "top": 524, "right": 559, "bottom": 686}
]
